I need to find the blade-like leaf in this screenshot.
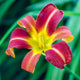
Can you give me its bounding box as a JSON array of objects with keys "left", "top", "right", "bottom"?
[
  {"left": 69, "top": 38, "right": 80, "bottom": 80},
  {"left": 67, "top": 0, "right": 80, "bottom": 51},
  {"left": 0, "top": 0, "right": 15, "bottom": 22},
  {"left": 26, "top": 0, "right": 75, "bottom": 11}
]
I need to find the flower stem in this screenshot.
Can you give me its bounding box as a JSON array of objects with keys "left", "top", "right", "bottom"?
[
  {"left": 64, "top": 65, "right": 80, "bottom": 80},
  {"left": 42, "top": 52, "right": 46, "bottom": 56}
]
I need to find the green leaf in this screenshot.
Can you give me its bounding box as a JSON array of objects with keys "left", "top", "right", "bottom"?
[
  {"left": 65, "top": 0, "right": 80, "bottom": 80},
  {"left": 69, "top": 38, "right": 80, "bottom": 80},
  {"left": 64, "top": 11, "right": 80, "bottom": 16},
  {"left": 26, "top": 0, "right": 74, "bottom": 11},
  {"left": 1, "top": 49, "right": 28, "bottom": 80},
  {"left": 67, "top": 0, "right": 80, "bottom": 51},
  {"left": 45, "top": 63, "right": 55, "bottom": 80},
  {"left": 29, "top": 63, "right": 47, "bottom": 80},
  {"left": 0, "top": 73, "right": 1, "bottom": 80},
  {"left": 45, "top": 63, "right": 64, "bottom": 80},
  {"left": 0, "top": 0, "right": 15, "bottom": 22}
]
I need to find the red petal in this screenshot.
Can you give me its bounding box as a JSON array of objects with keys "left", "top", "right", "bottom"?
[
  {"left": 6, "top": 28, "right": 32, "bottom": 57},
  {"left": 21, "top": 51, "right": 41, "bottom": 73},
  {"left": 8, "top": 28, "right": 32, "bottom": 49},
  {"left": 6, "top": 48, "right": 15, "bottom": 58},
  {"left": 36, "top": 3, "right": 63, "bottom": 36},
  {"left": 45, "top": 41, "right": 72, "bottom": 69},
  {"left": 17, "top": 15, "right": 36, "bottom": 33},
  {"left": 8, "top": 39, "right": 31, "bottom": 49},
  {"left": 53, "top": 26, "right": 74, "bottom": 42},
  {"left": 11, "top": 28, "right": 30, "bottom": 39}
]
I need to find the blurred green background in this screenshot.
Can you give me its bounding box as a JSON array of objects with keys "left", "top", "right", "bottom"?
[{"left": 0, "top": 0, "right": 80, "bottom": 80}]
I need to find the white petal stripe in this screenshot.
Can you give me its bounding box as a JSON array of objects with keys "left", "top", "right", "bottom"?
[
  {"left": 45, "top": 9, "right": 58, "bottom": 30},
  {"left": 10, "top": 37, "right": 27, "bottom": 42},
  {"left": 52, "top": 48, "right": 65, "bottom": 63}
]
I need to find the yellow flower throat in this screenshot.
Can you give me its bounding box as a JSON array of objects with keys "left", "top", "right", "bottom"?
[{"left": 27, "top": 27, "right": 53, "bottom": 54}]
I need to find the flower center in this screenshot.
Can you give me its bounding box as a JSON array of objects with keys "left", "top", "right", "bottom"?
[
  {"left": 27, "top": 29, "right": 52, "bottom": 54},
  {"left": 38, "top": 34, "right": 45, "bottom": 49}
]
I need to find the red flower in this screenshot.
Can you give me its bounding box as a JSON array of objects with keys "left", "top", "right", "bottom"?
[{"left": 6, "top": 3, "right": 74, "bottom": 73}]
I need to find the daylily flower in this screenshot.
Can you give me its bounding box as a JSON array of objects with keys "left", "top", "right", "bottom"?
[{"left": 6, "top": 3, "right": 74, "bottom": 73}]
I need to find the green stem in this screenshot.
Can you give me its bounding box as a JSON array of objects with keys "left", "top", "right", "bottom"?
[
  {"left": 64, "top": 65, "right": 80, "bottom": 80},
  {"left": 42, "top": 52, "right": 46, "bottom": 56}
]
